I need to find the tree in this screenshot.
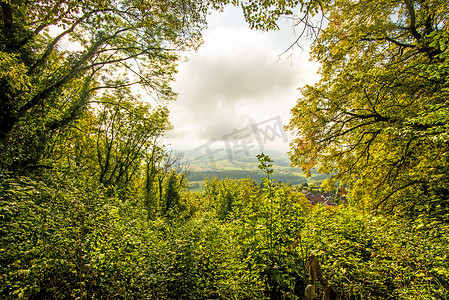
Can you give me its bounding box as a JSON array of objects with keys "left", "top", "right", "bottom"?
[
  {"left": 0, "top": 0, "right": 327, "bottom": 172},
  {"left": 0, "top": 0, "right": 214, "bottom": 171},
  {"left": 144, "top": 146, "right": 189, "bottom": 218},
  {"left": 93, "top": 89, "right": 171, "bottom": 189},
  {"left": 163, "top": 170, "right": 184, "bottom": 215},
  {"left": 286, "top": 0, "right": 449, "bottom": 220},
  {"left": 46, "top": 86, "right": 171, "bottom": 194},
  {"left": 234, "top": 0, "right": 323, "bottom": 32}
]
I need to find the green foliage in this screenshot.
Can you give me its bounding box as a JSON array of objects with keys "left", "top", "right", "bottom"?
[
  {"left": 48, "top": 87, "right": 171, "bottom": 191},
  {"left": 233, "top": 0, "right": 322, "bottom": 31},
  {"left": 0, "top": 0, "right": 220, "bottom": 171},
  {"left": 2, "top": 1, "right": 449, "bottom": 299},
  {"left": 0, "top": 174, "right": 151, "bottom": 299},
  {"left": 250, "top": 154, "right": 309, "bottom": 298},
  {"left": 257, "top": 153, "right": 274, "bottom": 175},
  {"left": 2, "top": 168, "right": 449, "bottom": 299},
  {"left": 0, "top": 173, "right": 224, "bottom": 299},
  {"left": 163, "top": 171, "right": 187, "bottom": 217},
  {"left": 203, "top": 177, "right": 254, "bottom": 219},
  {"left": 287, "top": 0, "right": 449, "bottom": 221},
  {"left": 301, "top": 206, "right": 449, "bottom": 299}
]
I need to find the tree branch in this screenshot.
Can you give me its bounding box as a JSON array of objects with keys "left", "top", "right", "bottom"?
[
  {"left": 404, "top": 0, "right": 422, "bottom": 41},
  {"left": 360, "top": 35, "right": 416, "bottom": 49},
  {"left": 29, "top": 15, "right": 87, "bottom": 74}
]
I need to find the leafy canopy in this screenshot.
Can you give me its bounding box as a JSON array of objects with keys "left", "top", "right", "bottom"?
[
  {"left": 0, "top": 0, "right": 217, "bottom": 170},
  {"left": 287, "top": 0, "right": 449, "bottom": 220}
]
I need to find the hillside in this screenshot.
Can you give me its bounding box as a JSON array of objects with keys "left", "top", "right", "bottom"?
[{"left": 175, "top": 148, "right": 330, "bottom": 190}]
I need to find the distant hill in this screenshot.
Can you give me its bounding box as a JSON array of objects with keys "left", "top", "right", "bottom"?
[
  {"left": 173, "top": 147, "right": 330, "bottom": 188},
  {"left": 177, "top": 148, "right": 291, "bottom": 171}
]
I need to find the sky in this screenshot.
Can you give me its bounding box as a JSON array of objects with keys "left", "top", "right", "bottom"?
[{"left": 166, "top": 5, "right": 321, "bottom": 159}]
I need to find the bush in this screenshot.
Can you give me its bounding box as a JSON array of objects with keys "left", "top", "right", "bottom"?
[{"left": 300, "top": 206, "right": 449, "bottom": 299}]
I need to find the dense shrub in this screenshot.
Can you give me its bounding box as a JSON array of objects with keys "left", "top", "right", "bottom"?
[
  {"left": 301, "top": 206, "right": 449, "bottom": 299},
  {"left": 1, "top": 173, "right": 448, "bottom": 299}
]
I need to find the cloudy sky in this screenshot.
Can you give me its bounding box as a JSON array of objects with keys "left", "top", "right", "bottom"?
[{"left": 166, "top": 5, "right": 320, "bottom": 156}]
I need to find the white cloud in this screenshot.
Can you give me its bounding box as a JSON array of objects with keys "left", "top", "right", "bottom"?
[{"left": 167, "top": 13, "right": 320, "bottom": 151}]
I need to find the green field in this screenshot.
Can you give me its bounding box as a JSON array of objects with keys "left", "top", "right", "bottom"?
[{"left": 183, "top": 149, "right": 331, "bottom": 191}]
